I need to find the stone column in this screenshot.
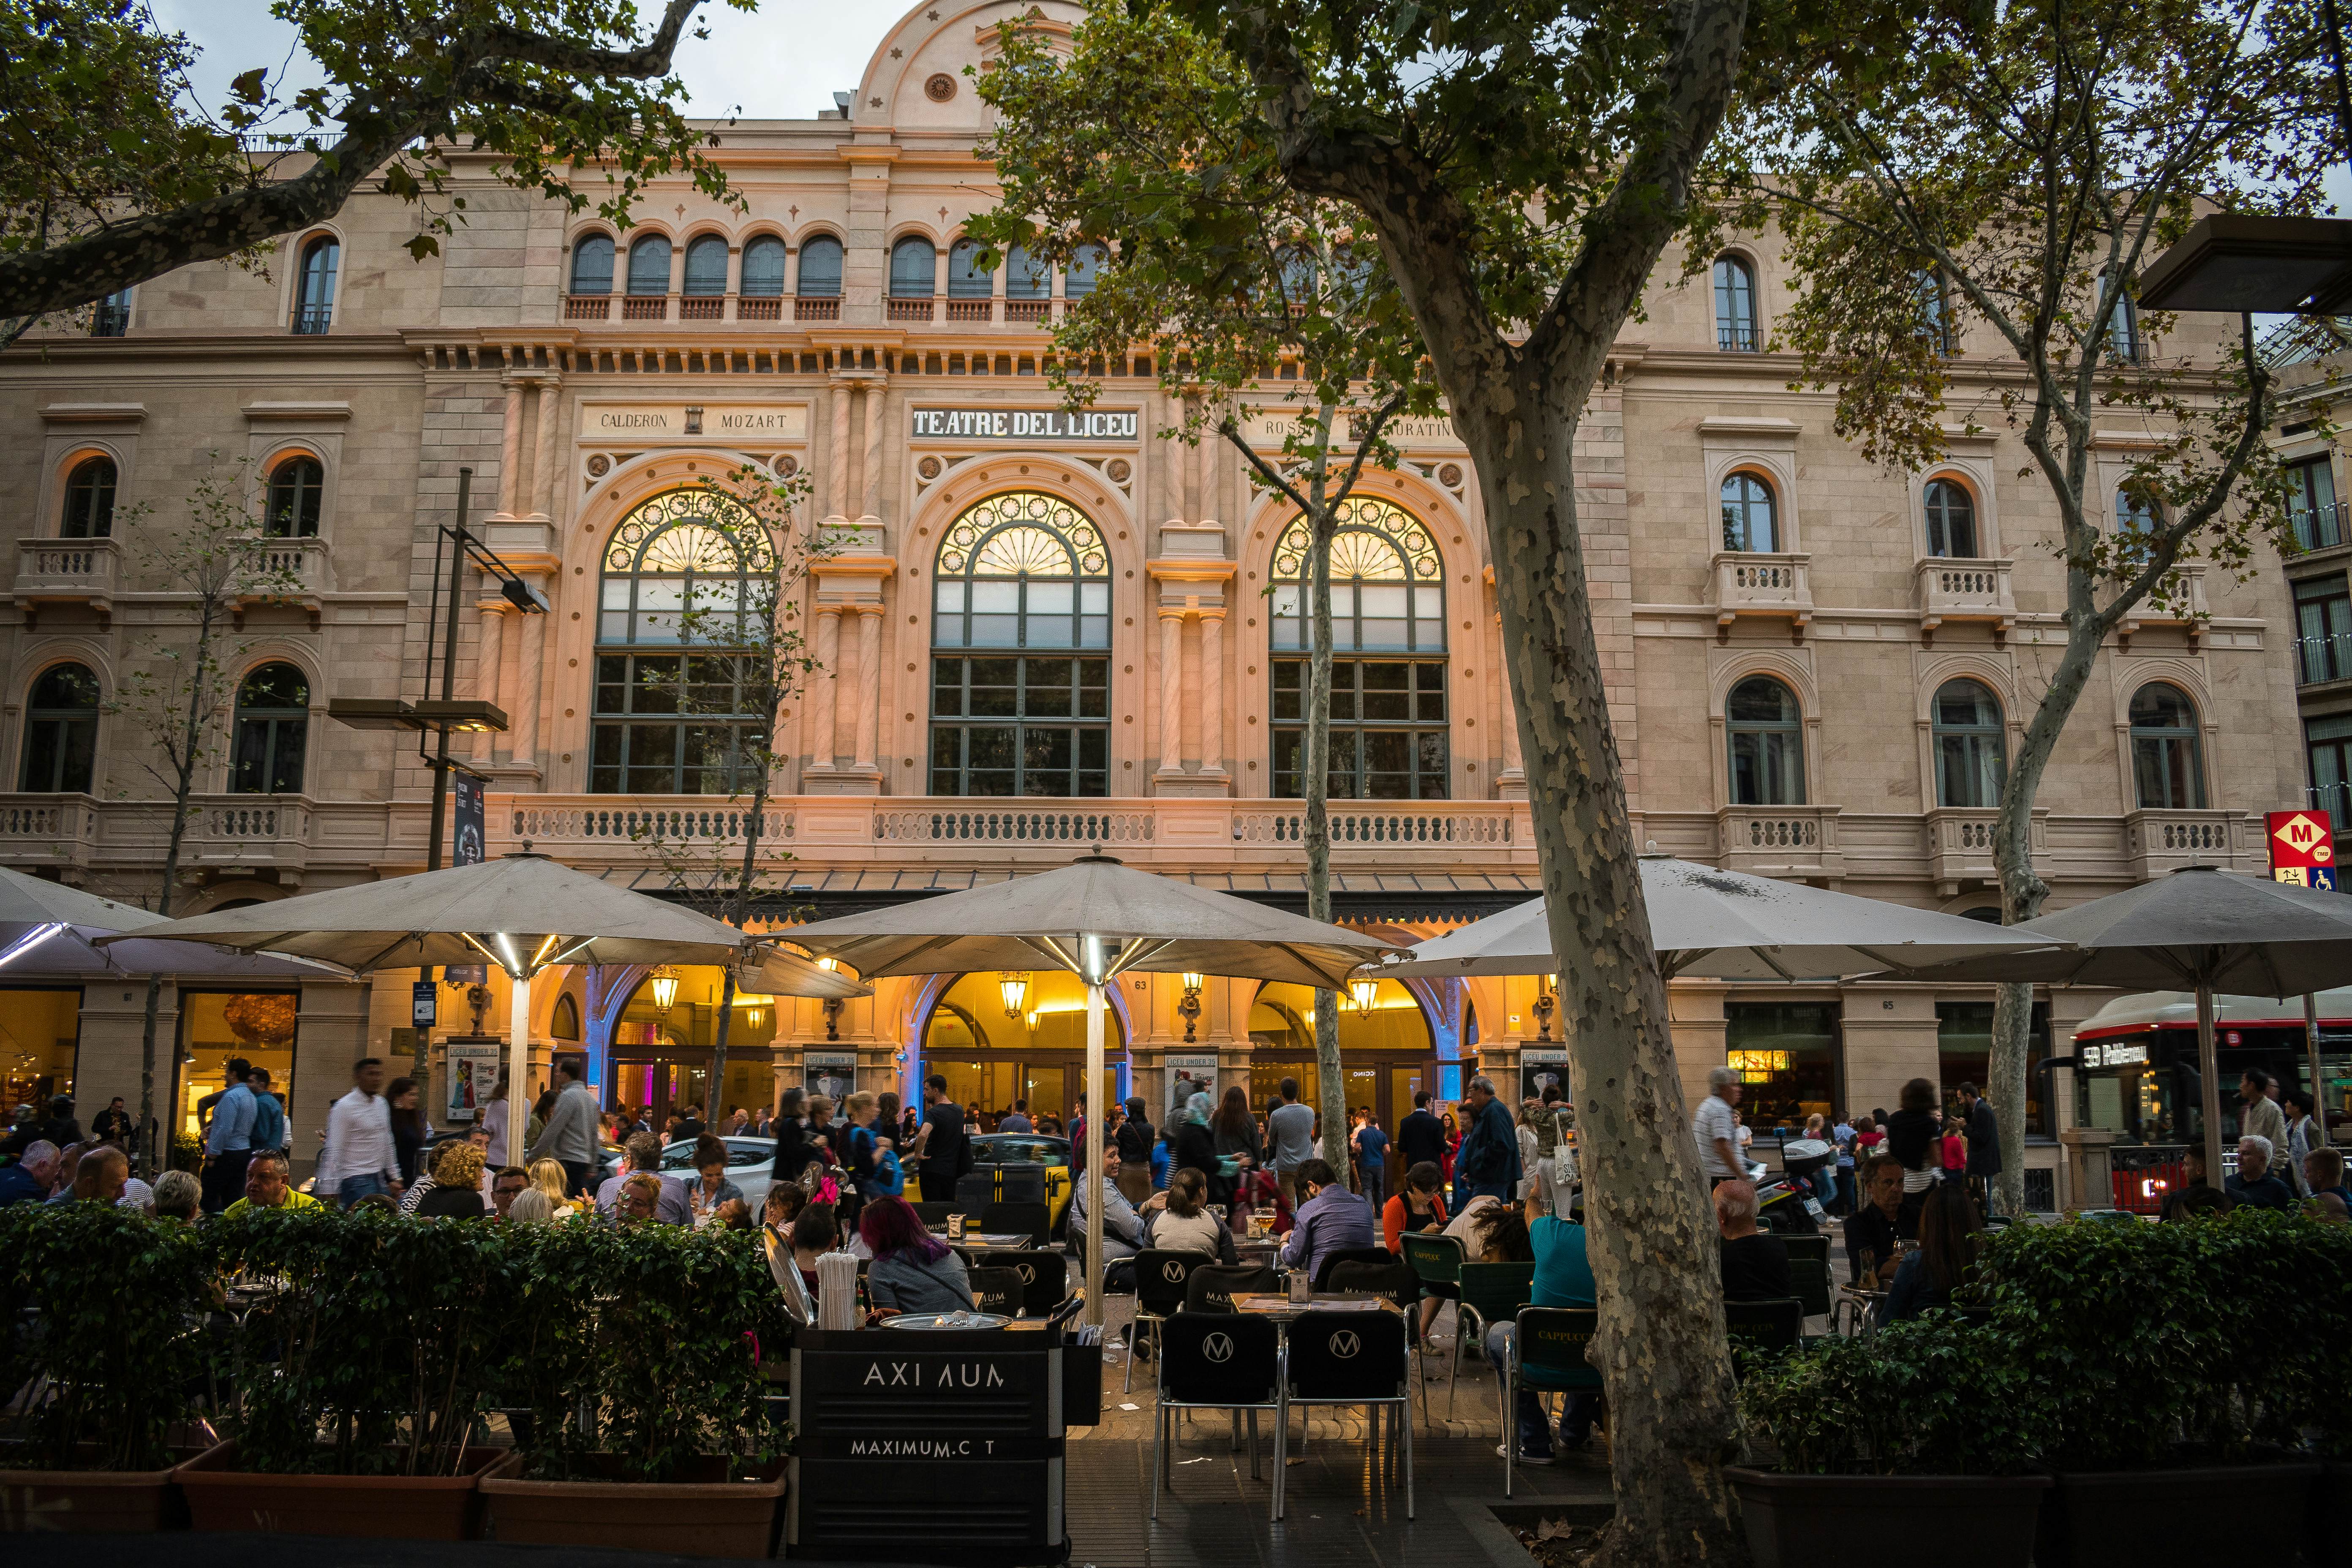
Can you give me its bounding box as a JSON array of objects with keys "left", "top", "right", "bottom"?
[
  {"left": 1495, "top": 609, "right": 1526, "bottom": 796},
  {"left": 1198, "top": 608, "right": 1227, "bottom": 779},
  {"left": 512, "top": 578, "right": 545, "bottom": 769},
  {"left": 807, "top": 607, "right": 843, "bottom": 770},
  {"left": 1200, "top": 414, "right": 1223, "bottom": 526},
  {"left": 496, "top": 381, "right": 527, "bottom": 517},
  {"left": 1156, "top": 608, "right": 1186, "bottom": 776},
  {"left": 471, "top": 605, "right": 506, "bottom": 764},
  {"left": 1182, "top": 397, "right": 1203, "bottom": 521},
  {"left": 858, "top": 384, "right": 885, "bottom": 525},
  {"left": 825, "top": 384, "right": 852, "bottom": 523},
  {"left": 531, "top": 380, "right": 563, "bottom": 520},
  {"left": 494, "top": 605, "right": 523, "bottom": 764},
  {"left": 852, "top": 606, "right": 882, "bottom": 771}
]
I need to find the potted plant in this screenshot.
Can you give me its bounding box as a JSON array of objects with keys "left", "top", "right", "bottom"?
[
  {"left": 1973, "top": 1210, "right": 2335, "bottom": 1568},
  {"left": 480, "top": 1220, "right": 792, "bottom": 1558},
  {"left": 0, "top": 1204, "right": 218, "bottom": 1531},
  {"left": 178, "top": 1206, "right": 521, "bottom": 1538},
  {"left": 1728, "top": 1314, "right": 2052, "bottom": 1568}
]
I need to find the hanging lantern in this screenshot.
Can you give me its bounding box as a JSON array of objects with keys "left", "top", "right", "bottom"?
[
  {"left": 650, "top": 967, "right": 680, "bottom": 1011},
  {"left": 1000, "top": 971, "right": 1032, "bottom": 1018},
  {"left": 1350, "top": 977, "right": 1380, "bottom": 1013}
]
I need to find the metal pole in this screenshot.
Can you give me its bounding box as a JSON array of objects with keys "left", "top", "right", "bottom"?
[
  {"left": 424, "top": 466, "right": 471, "bottom": 872},
  {"left": 1084, "top": 977, "right": 1106, "bottom": 1330},
  {"left": 2197, "top": 985, "right": 2225, "bottom": 1190},
  {"left": 507, "top": 966, "right": 533, "bottom": 1169},
  {"left": 2307, "top": 991, "right": 2333, "bottom": 1149}
]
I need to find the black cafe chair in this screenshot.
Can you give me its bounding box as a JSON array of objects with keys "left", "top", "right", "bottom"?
[
  {"left": 911, "top": 1200, "right": 956, "bottom": 1228},
  {"left": 1279, "top": 1310, "right": 1413, "bottom": 1520},
  {"left": 1327, "top": 1258, "right": 1426, "bottom": 1427},
  {"left": 1504, "top": 1307, "right": 1603, "bottom": 1497},
  {"left": 1184, "top": 1261, "right": 1276, "bottom": 1315},
  {"left": 1125, "top": 1250, "right": 1206, "bottom": 1391},
  {"left": 1311, "top": 1244, "right": 1395, "bottom": 1292},
  {"left": 977, "top": 1249, "right": 1067, "bottom": 1317},
  {"left": 1724, "top": 1296, "right": 1805, "bottom": 1377},
  {"left": 1154, "top": 1314, "right": 1282, "bottom": 1522},
  {"left": 966, "top": 1266, "right": 1023, "bottom": 1318},
  {"left": 980, "top": 1200, "right": 1051, "bottom": 1247}
]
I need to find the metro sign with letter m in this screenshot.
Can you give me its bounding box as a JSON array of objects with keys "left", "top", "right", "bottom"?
[{"left": 2268, "top": 810, "right": 2338, "bottom": 891}]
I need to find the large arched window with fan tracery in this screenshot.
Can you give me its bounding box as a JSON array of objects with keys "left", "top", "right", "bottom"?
[
  {"left": 589, "top": 490, "right": 776, "bottom": 795},
  {"left": 929, "top": 491, "right": 1111, "bottom": 797},
  {"left": 1270, "top": 498, "right": 1448, "bottom": 800}
]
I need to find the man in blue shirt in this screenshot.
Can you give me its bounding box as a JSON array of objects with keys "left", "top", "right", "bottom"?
[
  {"left": 1484, "top": 1195, "right": 1603, "bottom": 1463},
  {"left": 1353, "top": 1111, "right": 1390, "bottom": 1200},
  {"left": 1279, "top": 1159, "right": 1375, "bottom": 1284},
  {"left": 201, "top": 1062, "right": 259, "bottom": 1214},
  {"left": 0, "top": 1142, "right": 60, "bottom": 1208},
  {"left": 1454, "top": 1075, "right": 1522, "bottom": 1206}
]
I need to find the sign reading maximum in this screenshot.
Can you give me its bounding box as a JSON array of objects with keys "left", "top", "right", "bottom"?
[{"left": 909, "top": 406, "right": 1137, "bottom": 441}]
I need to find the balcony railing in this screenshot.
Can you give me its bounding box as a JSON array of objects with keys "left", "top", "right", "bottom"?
[
  {"left": 738, "top": 296, "right": 783, "bottom": 321},
  {"left": 13, "top": 537, "right": 120, "bottom": 623},
  {"left": 2300, "top": 630, "right": 2352, "bottom": 685},
  {"left": 887, "top": 297, "right": 936, "bottom": 322},
  {"left": 2293, "top": 501, "right": 2349, "bottom": 552},
  {"left": 564, "top": 294, "right": 611, "bottom": 320},
  {"left": 795, "top": 297, "right": 840, "bottom": 321},
  {"left": 875, "top": 806, "right": 1155, "bottom": 845},
  {"left": 0, "top": 795, "right": 97, "bottom": 866},
  {"left": 291, "top": 306, "right": 331, "bottom": 335},
  {"left": 2307, "top": 784, "right": 2349, "bottom": 836},
  {"left": 1232, "top": 805, "right": 1514, "bottom": 847},
  {"left": 1718, "top": 323, "right": 1759, "bottom": 352},
  {"left": 2118, "top": 564, "right": 2210, "bottom": 640},
  {"left": 1711, "top": 552, "right": 1815, "bottom": 633},
  {"left": 1915, "top": 556, "right": 2017, "bottom": 639},
  {"left": 1717, "top": 804, "right": 1842, "bottom": 878},
  {"left": 621, "top": 295, "right": 669, "bottom": 321},
  {"left": 505, "top": 798, "right": 796, "bottom": 850},
  {"left": 90, "top": 302, "right": 130, "bottom": 338},
  {"left": 2122, "top": 809, "right": 2240, "bottom": 879},
  {"left": 1006, "top": 299, "right": 1052, "bottom": 323},
  {"left": 679, "top": 294, "right": 727, "bottom": 320},
  {"left": 945, "top": 299, "right": 994, "bottom": 322}
]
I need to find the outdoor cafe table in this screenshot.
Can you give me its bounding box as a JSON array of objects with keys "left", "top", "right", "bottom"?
[
  {"left": 1228, "top": 1291, "right": 1399, "bottom": 1323},
  {"left": 933, "top": 1230, "right": 1037, "bottom": 1252}
]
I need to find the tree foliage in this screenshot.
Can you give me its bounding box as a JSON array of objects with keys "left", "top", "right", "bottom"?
[{"left": 0, "top": 0, "right": 757, "bottom": 329}]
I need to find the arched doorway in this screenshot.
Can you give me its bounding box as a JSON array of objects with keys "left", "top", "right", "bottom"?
[
  {"left": 608, "top": 965, "right": 779, "bottom": 1131},
  {"left": 921, "top": 971, "right": 1125, "bottom": 1133},
  {"left": 1248, "top": 977, "right": 1434, "bottom": 1148}
]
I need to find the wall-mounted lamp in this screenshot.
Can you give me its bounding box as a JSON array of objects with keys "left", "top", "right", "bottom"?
[
  {"left": 1179, "top": 971, "right": 1204, "bottom": 1043},
  {"left": 1533, "top": 972, "right": 1557, "bottom": 1043}
]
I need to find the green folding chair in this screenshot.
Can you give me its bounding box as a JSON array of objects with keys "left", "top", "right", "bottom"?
[
  {"left": 1451, "top": 1261, "right": 1536, "bottom": 1421},
  {"left": 1398, "top": 1232, "right": 1466, "bottom": 1424}
]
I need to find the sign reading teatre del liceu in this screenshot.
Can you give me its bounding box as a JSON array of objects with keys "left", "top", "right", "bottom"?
[
  {"left": 909, "top": 406, "right": 1138, "bottom": 441},
  {"left": 576, "top": 403, "right": 809, "bottom": 441}
]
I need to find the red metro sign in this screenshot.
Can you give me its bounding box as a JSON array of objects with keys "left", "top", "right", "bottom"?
[{"left": 2269, "top": 810, "right": 2335, "bottom": 868}]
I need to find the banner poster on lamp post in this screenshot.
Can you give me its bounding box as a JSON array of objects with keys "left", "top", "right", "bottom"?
[{"left": 452, "top": 773, "right": 486, "bottom": 866}]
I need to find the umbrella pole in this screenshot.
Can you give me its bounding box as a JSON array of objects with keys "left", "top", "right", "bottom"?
[
  {"left": 2307, "top": 992, "right": 2332, "bottom": 1150},
  {"left": 508, "top": 971, "right": 533, "bottom": 1170},
  {"left": 2197, "top": 985, "right": 2224, "bottom": 1193},
  {"left": 1084, "top": 980, "right": 1105, "bottom": 1330}
]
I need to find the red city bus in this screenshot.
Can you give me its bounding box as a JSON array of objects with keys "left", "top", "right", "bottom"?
[{"left": 2069, "top": 989, "right": 2350, "bottom": 1213}]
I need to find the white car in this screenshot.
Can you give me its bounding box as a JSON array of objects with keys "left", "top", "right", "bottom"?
[{"left": 657, "top": 1135, "right": 775, "bottom": 1214}]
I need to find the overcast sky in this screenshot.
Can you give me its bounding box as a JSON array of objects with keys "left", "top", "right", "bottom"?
[{"left": 148, "top": 0, "right": 885, "bottom": 126}]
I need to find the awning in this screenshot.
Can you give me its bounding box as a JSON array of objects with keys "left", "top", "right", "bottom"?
[{"left": 688, "top": 868, "right": 1542, "bottom": 927}]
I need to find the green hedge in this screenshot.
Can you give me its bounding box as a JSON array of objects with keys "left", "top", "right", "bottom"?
[
  {"left": 0, "top": 1205, "right": 791, "bottom": 1481},
  {"left": 1740, "top": 1209, "right": 2352, "bottom": 1475}
]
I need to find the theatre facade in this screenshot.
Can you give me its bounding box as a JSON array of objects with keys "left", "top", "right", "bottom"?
[{"left": 0, "top": 0, "right": 2317, "bottom": 1205}]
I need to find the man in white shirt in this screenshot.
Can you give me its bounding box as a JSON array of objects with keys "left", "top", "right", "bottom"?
[
  {"left": 1693, "top": 1065, "right": 1742, "bottom": 1188},
  {"left": 527, "top": 1058, "right": 602, "bottom": 1195},
  {"left": 316, "top": 1057, "right": 403, "bottom": 1208}
]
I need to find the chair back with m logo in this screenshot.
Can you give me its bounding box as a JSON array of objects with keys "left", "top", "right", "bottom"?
[
  {"left": 1183, "top": 1261, "right": 1276, "bottom": 1314},
  {"left": 1286, "top": 1310, "right": 1407, "bottom": 1400},
  {"left": 965, "top": 1266, "right": 1022, "bottom": 1318},
  {"left": 977, "top": 1248, "right": 1065, "bottom": 1316},
  {"left": 1133, "top": 1249, "right": 1204, "bottom": 1318},
  {"left": 1159, "top": 1312, "right": 1279, "bottom": 1406}
]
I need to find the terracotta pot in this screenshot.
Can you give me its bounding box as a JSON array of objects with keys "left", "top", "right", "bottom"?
[
  {"left": 2037, "top": 1458, "right": 2319, "bottom": 1568},
  {"left": 174, "top": 1440, "right": 517, "bottom": 1539},
  {"left": 0, "top": 1444, "right": 212, "bottom": 1532},
  {"left": 1726, "top": 1467, "right": 2050, "bottom": 1568},
  {"left": 482, "top": 1456, "right": 786, "bottom": 1559},
  {"left": 2307, "top": 1461, "right": 2352, "bottom": 1568}
]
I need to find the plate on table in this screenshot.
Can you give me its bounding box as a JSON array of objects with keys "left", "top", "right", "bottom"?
[{"left": 880, "top": 1310, "right": 1010, "bottom": 1330}]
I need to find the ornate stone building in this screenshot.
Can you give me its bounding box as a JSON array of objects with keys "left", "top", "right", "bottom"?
[{"left": 0, "top": 0, "right": 2314, "bottom": 1201}]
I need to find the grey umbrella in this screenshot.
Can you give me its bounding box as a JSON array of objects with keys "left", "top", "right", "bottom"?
[
  {"left": 1374, "top": 855, "right": 2059, "bottom": 982},
  {"left": 103, "top": 853, "right": 870, "bottom": 1165},
  {"left": 785, "top": 850, "right": 1400, "bottom": 1324},
  {"left": 0, "top": 865, "right": 337, "bottom": 979},
  {"left": 1876, "top": 866, "right": 2352, "bottom": 1184}
]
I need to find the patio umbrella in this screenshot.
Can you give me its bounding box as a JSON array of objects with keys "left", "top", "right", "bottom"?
[
  {"left": 1373, "top": 854, "right": 2060, "bottom": 982},
  {"left": 784, "top": 850, "right": 1400, "bottom": 1324},
  {"left": 103, "top": 853, "right": 870, "bottom": 1165},
  {"left": 1872, "top": 865, "right": 2352, "bottom": 1184},
  {"left": 0, "top": 866, "right": 340, "bottom": 980}
]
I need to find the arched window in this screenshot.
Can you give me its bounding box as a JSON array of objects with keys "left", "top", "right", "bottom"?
[
  {"left": 1720, "top": 472, "right": 1778, "bottom": 553},
  {"left": 890, "top": 237, "right": 937, "bottom": 298},
  {"left": 1006, "top": 245, "right": 1050, "bottom": 300},
  {"left": 929, "top": 492, "right": 1111, "bottom": 797},
  {"left": 1713, "top": 254, "right": 1757, "bottom": 351},
  {"left": 1064, "top": 242, "right": 1105, "bottom": 298},
  {"left": 90, "top": 287, "right": 131, "bottom": 336},
  {"left": 264, "top": 456, "right": 324, "bottom": 538},
  {"left": 293, "top": 234, "right": 337, "bottom": 333},
  {"left": 19, "top": 664, "right": 100, "bottom": 793},
  {"left": 232, "top": 663, "right": 309, "bottom": 795},
  {"left": 740, "top": 235, "right": 786, "bottom": 297},
  {"left": 1923, "top": 478, "right": 1977, "bottom": 558},
  {"left": 60, "top": 456, "right": 116, "bottom": 539},
  {"left": 590, "top": 490, "right": 776, "bottom": 795},
  {"left": 1726, "top": 675, "right": 1805, "bottom": 806},
  {"left": 796, "top": 235, "right": 843, "bottom": 297},
  {"left": 1916, "top": 268, "right": 1950, "bottom": 353},
  {"left": 2129, "top": 684, "right": 2206, "bottom": 809},
  {"left": 2115, "top": 485, "right": 2160, "bottom": 534},
  {"left": 1270, "top": 500, "right": 1448, "bottom": 800},
  {"left": 2106, "top": 288, "right": 2141, "bottom": 363},
  {"left": 1931, "top": 678, "right": 2004, "bottom": 808},
  {"left": 626, "top": 235, "right": 672, "bottom": 295},
  {"left": 682, "top": 235, "right": 730, "bottom": 297},
  {"left": 947, "top": 238, "right": 994, "bottom": 299},
  {"left": 551, "top": 992, "right": 582, "bottom": 1040},
  {"left": 570, "top": 234, "right": 615, "bottom": 295}
]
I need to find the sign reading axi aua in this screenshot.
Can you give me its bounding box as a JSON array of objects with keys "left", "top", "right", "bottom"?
[{"left": 576, "top": 403, "right": 809, "bottom": 441}]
